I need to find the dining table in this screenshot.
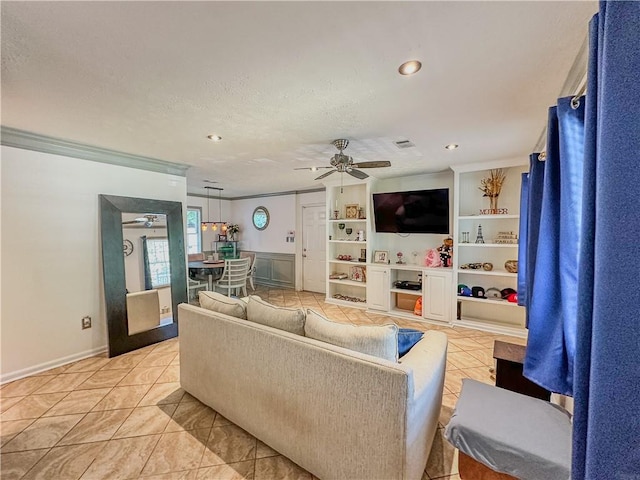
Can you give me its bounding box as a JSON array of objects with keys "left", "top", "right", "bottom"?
[{"left": 188, "top": 260, "right": 225, "bottom": 290}]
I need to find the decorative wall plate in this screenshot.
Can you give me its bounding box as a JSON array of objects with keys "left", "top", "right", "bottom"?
[{"left": 123, "top": 239, "right": 134, "bottom": 256}]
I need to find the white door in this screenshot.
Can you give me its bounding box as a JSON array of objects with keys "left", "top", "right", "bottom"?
[
  {"left": 367, "top": 267, "right": 390, "bottom": 311},
  {"left": 423, "top": 270, "right": 452, "bottom": 322},
  {"left": 302, "top": 205, "right": 326, "bottom": 293}
]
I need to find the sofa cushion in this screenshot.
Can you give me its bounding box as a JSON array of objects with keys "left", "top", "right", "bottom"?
[
  {"left": 398, "top": 328, "right": 424, "bottom": 358},
  {"left": 305, "top": 309, "right": 398, "bottom": 362},
  {"left": 246, "top": 296, "right": 306, "bottom": 335},
  {"left": 199, "top": 291, "right": 247, "bottom": 319}
]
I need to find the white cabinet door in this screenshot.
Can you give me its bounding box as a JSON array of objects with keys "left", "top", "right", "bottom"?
[
  {"left": 367, "top": 267, "right": 390, "bottom": 311},
  {"left": 423, "top": 270, "right": 452, "bottom": 322}
]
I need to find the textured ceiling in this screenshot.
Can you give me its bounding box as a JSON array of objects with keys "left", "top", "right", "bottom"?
[{"left": 1, "top": 1, "right": 597, "bottom": 197}]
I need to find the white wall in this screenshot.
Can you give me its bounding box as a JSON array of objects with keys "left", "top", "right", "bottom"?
[
  {"left": 1, "top": 146, "right": 186, "bottom": 381},
  {"left": 370, "top": 172, "right": 454, "bottom": 264},
  {"left": 186, "top": 195, "right": 232, "bottom": 252}
]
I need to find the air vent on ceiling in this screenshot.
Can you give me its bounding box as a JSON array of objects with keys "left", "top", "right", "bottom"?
[{"left": 394, "top": 140, "right": 415, "bottom": 149}]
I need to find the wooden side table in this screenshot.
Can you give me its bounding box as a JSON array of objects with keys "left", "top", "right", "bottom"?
[{"left": 492, "top": 340, "right": 551, "bottom": 401}]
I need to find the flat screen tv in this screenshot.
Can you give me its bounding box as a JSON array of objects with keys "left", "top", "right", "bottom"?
[{"left": 372, "top": 188, "right": 449, "bottom": 234}]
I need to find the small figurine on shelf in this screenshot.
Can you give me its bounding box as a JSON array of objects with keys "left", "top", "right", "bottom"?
[
  {"left": 396, "top": 252, "right": 405, "bottom": 264},
  {"left": 438, "top": 237, "right": 454, "bottom": 267}
]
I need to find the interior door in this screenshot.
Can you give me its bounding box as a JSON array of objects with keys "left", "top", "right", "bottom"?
[{"left": 302, "top": 205, "right": 326, "bottom": 293}]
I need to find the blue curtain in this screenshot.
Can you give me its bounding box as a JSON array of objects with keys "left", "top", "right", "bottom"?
[
  {"left": 524, "top": 98, "right": 585, "bottom": 396},
  {"left": 524, "top": 153, "right": 545, "bottom": 317},
  {"left": 572, "top": 2, "right": 640, "bottom": 478},
  {"left": 516, "top": 171, "right": 529, "bottom": 306}
]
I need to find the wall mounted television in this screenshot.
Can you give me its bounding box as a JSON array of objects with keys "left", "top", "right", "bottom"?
[{"left": 372, "top": 188, "right": 450, "bottom": 234}]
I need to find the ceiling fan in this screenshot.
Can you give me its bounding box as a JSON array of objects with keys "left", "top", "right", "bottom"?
[
  {"left": 295, "top": 139, "right": 391, "bottom": 180},
  {"left": 122, "top": 214, "right": 160, "bottom": 227}
]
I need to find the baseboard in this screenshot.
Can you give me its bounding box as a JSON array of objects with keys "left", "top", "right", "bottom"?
[{"left": 1, "top": 345, "right": 108, "bottom": 385}]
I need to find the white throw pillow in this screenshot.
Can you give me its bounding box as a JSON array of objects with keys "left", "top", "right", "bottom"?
[
  {"left": 246, "top": 295, "right": 306, "bottom": 335},
  {"left": 199, "top": 291, "right": 247, "bottom": 319},
  {"left": 305, "top": 309, "right": 398, "bottom": 362}
]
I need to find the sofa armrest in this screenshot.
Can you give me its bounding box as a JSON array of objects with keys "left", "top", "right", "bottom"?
[
  {"left": 398, "top": 330, "right": 448, "bottom": 480},
  {"left": 400, "top": 330, "right": 448, "bottom": 402}
]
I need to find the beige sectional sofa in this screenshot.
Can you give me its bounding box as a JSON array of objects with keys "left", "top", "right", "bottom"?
[{"left": 178, "top": 299, "right": 447, "bottom": 480}]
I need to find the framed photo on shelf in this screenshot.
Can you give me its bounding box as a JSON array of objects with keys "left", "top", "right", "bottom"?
[
  {"left": 350, "top": 266, "right": 366, "bottom": 282},
  {"left": 345, "top": 204, "right": 359, "bottom": 219},
  {"left": 373, "top": 250, "right": 389, "bottom": 264},
  {"left": 218, "top": 234, "right": 227, "bottom": 241}
]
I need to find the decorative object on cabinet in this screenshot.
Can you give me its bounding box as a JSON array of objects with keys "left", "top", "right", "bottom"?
[
  {"left": 337, "top": 255, "right": 353, "bottom": 261},
  {"left": 486, "top": 288, "right": 502, "bottom": 298},
  {"left": 345, "top": 227, "right": 353, "bottom": 240},
  {"left": 358, "top": 207, "right": 366, "bottom": 219},
  {"left": 438, "top": 238, "right": 453, "bottom": 267},
  {"left": 356, "top": 230, "right": 365, "bottom": 241},
  {"left": 373, "top": 250, "right": 389, "bottom": 264},
  {"left": 504, "top": 260, "right": 518, "bottom": 273},
  {"left": 458, "top": 284, "right": 472, "bottom": 296},
  {"left": 359, "top": 248, "right": 367, "bottom": 262},
  {"left": 495, "top": 231, "right": 518, "bottom": 244},
  {"left": 425, "top": 249, "right": 443, "bottom": 268},
  {"left": 475, "top": 225, "right": 485, "bottom": 243},
  {"left": 332, "top": 293, "right": 365, "bottom": 303},
  {"left": 396, "top": 252, "right": 405, "bottom": 264},
  {"left": 333, "top": 210, "right": 340, "bottom": 220},
  {"left": 478, "top": 168, "right": 507, "bottom": 213},
  {"left": 482, "top": 262, "right": 494, "bottom": 271},
  {"left": 471, "top": 286, "right": 486, "bottom": 298},
  {"left": 252, "top": 206, "right": 270, "bottom": 230},
  {"left": 329, "top": 273, "right": 348, "bottom": 280},
  {"left": 218, "top": 234, "right": 227, "bottom": 241},
  {"left": 461, "top": 232, "right": 470, "bottom": 243},
  {"left": 338, "top": 223, "right": 346, "bottom": 239},
  {"left": 350, "top": 266, "right": 366, "bottom": 282},
  {"left": 345, "top": 204, "right": 359, "bottom": 219},
  {"left": 227, "top": 223, "right": 240, "bottom": 241}
]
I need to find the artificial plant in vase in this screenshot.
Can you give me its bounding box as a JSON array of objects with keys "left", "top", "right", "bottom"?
[
  {"left": 227, "top": 224, "right": 240, "bottom": 241},
  {"left": 478, "top": 169, "right": 507, "bottom": 212}
]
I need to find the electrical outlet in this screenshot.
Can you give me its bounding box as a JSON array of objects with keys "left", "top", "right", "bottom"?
[{"left": 82, "top": 316, "right": 92, "bottom": 329}]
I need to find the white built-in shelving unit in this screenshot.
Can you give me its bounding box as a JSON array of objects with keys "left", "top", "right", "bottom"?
[{"left": 451, "top": 159, "right": 528, "bottom": 336}]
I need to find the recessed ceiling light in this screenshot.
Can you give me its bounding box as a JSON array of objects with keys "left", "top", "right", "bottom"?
[
  {"left": 445, "top": 143, "right": 459, "bottom": 150},
  {"left": 207, "top": 134, "right": 222, "bottom": 142},
  {"left": 311, "top": 167, "right": 318, "bottom": 172},
  {"left": 398, "top": 60, "right": 422, "bottom": 76}
]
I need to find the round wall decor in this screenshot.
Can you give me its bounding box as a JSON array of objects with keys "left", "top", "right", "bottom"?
[
  {"left": 123, "top": 239, "right": 134, "bottom": 256},
  {"left": 252, "top": 206, "right": 270, "bottom": 230}
]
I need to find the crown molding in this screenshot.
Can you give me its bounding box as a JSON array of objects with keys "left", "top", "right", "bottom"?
[
  {"left": 188, "top": 187, "right": 325, "bottom": 201},
  {"left": 1, "top": 126, "right": 189, "bottom": 177}
]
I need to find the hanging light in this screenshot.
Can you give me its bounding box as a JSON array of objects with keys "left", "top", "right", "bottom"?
[{"left": 201, "top": 186, "right": 228, "bottom": 232}]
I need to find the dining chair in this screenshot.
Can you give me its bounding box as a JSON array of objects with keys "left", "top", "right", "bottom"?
[
  {"left": 240, "top": 252, "right": 257, "bottom": 291},
  {"left": 188, "top": 278, "right": 208, "bottom": 303},
  {"left": 214, "top": 257, "right": 251, "bottom": 297},
  {"left": 188, "top": 252, "right": 205, "bottom": 261}
]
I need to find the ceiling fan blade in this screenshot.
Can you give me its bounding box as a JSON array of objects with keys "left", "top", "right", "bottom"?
[
  {"left": 122, "top": 220, "right": 140, "bottom": 225},
  {"left": 315, "top": 170, "right": 336, "bottom": 180},
  {"left": 293, "top": 166, "right": 333, "bottom": 171},
  {"left": 347, "top": 169, "right": 369, "bottom": 180},
  {"left": 351, "top": 161, "right": 391, "bottom": 168}
]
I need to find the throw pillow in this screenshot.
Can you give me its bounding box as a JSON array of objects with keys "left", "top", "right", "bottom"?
[
  {"left": 398, "top": 328, "right": 424, "bottom": 358},
  {"left": 199, "top": 291, "right": 247, "bottom": 319},
  {"left": 305, "top": 309, "right": 398, "bottom": 362},
  {"left": 246, "top": 296, "right": 306, "bottom": 336}
]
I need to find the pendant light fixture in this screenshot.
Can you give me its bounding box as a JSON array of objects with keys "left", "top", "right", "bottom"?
[{"left": 201, "top": 186, "right": 228, "bottom": 232}]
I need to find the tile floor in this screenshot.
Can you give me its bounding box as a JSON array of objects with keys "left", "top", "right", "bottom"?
[{"left": 0, "top": 287, "right": 526, "bottom": 480}]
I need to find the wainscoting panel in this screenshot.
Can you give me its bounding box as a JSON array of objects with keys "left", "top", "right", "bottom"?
[{"left": 252, "top": 252, "right": 295, "bottom": 289}]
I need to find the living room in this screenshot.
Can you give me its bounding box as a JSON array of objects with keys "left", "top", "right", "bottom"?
[{"left": 2, "top": 2, "right": 639, "bottom": 479}]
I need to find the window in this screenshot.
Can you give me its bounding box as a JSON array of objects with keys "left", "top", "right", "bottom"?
[
  {"left": 186, "top": 207, "right": 202, "bottom": 253},
  {"left": 145, "top": 237, "right": 171, "bottom": 288}
]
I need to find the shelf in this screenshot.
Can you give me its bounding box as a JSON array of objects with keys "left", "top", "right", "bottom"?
[
  {"left": 457, "top": 296, "right": 521, "bottom": 307},
  {"left": 328, "top": 279, "right": 367, "bottom": 288},
  {"left": 457, "top": 243, "right": 517, "bottom": 248},
  {"left": 456, "top": 269, "right": 517, "bottom": 277},
  {"left": 390, "top": 288, "right": 422, "bottom": 296},
  {"left": 326, "top": 297, "right": 367, "bottom": 309},
  {"left": 455, "top": 317, "right": 527, "bottom": 338},
  {"left": 458, "top": 214, "right": 520, "bottom": 220},
  {"left": 329, "top": 219, "right": 366, "bottom": 223},
  {"left": 329, "top": 240, "right": 367, "bottom": 244},
  {"left": 329, "top": 260, "right": 367, "bottom": 265},
  {"left": 389, "top": 307, "right": 422, "bottom": 318}
]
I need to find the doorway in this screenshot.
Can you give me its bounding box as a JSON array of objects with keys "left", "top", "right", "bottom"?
[{"left": 302, "top": 205, "right": 326, "bottom": 293}]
